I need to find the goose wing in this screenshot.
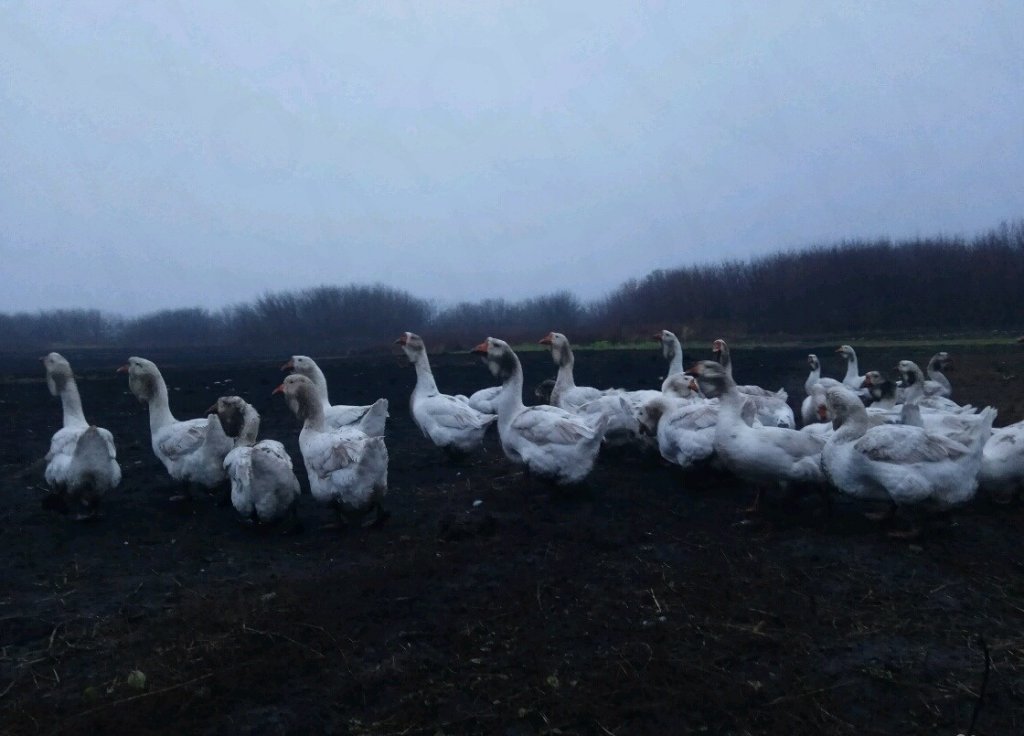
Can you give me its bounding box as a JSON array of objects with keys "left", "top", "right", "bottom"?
[
  {"left": 511, "top": 407, "right": 600, "bottom": 445},
  {"left": 854, "top": 426, "right": 969, "bottom": 464}
]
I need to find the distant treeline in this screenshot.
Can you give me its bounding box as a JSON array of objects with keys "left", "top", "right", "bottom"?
[{"left": 3, "top": 222, "right": 1023, "bottom": 355}]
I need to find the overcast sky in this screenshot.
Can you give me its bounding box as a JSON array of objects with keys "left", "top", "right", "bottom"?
[{"left": 2, "top": 2, "right": 1022, "bottom": 315}]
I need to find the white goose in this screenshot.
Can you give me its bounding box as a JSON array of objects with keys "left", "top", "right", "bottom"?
[
  {"left": 924, "top": 352, "right": 953, "bottom": 398},
  {"left": 539, "top": 332, "right": 606, "bottom": 411},
  {"left": 275, "top": 374, "right": 389, "bottom": 527},
  {"left": 212, "top": 396, "right": 301, "bottom": 527},
  {"left": 654, "top": 330, "right": 685, "bottom": 384},
  {"left": 396, "top": 332, "right": 497, "bottom": 455},
  {"left": 472, "top": 337, "right": 606, "bottom": 484},
  {"left": 897, "top": 361, "right": 972, "bottom": 413},
  {"left": 711, "top": 339, "right": 794, "bottom": 428},
  {"left": 822, "top": 386, "right": 994, "bottom": 534},
  {"left": 979, "top": 420, "right": 1024, "bottom": 503},
  {"left": 281, "top": 355, "right": 388, "bottom": 436},
  {"left": 539, "top": 331, "right": 638, "bottom": 444},
  {"left": 120, "top": 357, "right": 232, "bottom": 499},
  {"left": 692, "top": 360, "right": 825, "bottom": 511},
  {"left": 836, "top": 345, "right": 867, "bottom": 392},
  {"left": 42, "top": 353, "right": 121, "bottom": 519},
  {"left": 638, "top": 389, "right": 718, "bottom": 471},
  {"left": 801, "top": 354, "right": 842, "bottom": 426}
]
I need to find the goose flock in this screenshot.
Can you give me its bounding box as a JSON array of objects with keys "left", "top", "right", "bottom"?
[{"left": 36, "top": 333, "right": 1022, "bottom": 537}]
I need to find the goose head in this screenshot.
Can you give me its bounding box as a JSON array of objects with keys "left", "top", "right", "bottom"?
[
  {"left": 41, "top": 352, "right": 73, "bottom": 396},
  {"left": 637, "top": 397, "right": 668, "bottom": 436},
  {"left": 272, "top": 373, "right": 320, "bottom": 421},
  {"left": 394, "top": 332, "right": 426, "bottom": 363},
  {"left": 807, "top": 354, "right": 820, "bottom": 371},
  {"left": 896, "top": 360, "right": 924, "bottom": 386},
  {"left": 711, "top": 339, "right": 728, "bottom": 359},
  {"left": 281, "top": 354, "right": 322, "bottom": 377},
  {"left": 118, "top": 356, "right": 161, "bottom": 403},
  {"left": 655, "top": 330, "right": 679, "bottom": 360},
  {"left": 927, "top": 351, "right": 952, "bottom": 372},
  {"left": 472, "top": 337, "right": 518, "bottom": 382},
  {"left": 539, "top": 332, "right": 571, "bottom": 367},
  {"left": 207, "top": 395, "right": 254, "bottom": 441},
  {"left": 689, "top": 360, "right": 728, "bottom": 397},
  {"left": 661, "top": 372, "right": 698, "bottom": 400},
  {"left": 836, "top": 345, "right": 857, "bottom": 363},
  {"left": 534, "top": 378, "right": 556, "bottom": 404},
  {"left": 825, "top": 386, "right": 867, "bottom": 430}
]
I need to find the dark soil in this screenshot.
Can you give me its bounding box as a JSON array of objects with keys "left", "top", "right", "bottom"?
[{"left": 2, "top": 344, "right": 1023, "bottom": 735}]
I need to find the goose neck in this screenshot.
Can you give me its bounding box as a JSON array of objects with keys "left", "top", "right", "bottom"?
[
  {"left": 59, "top": 377, "right": 88, "bottom": 428},
  {"left": 667, "top": 340, "right": 683, "bottom": 375},
  {"left": 412, "top": 351, "right": 440, "bottom": 396},
  {"left": 145, "top": 376, "right": 176, "bottom": 432}
]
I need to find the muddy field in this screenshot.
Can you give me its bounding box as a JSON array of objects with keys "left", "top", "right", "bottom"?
[{"left": 2, "top": 343, "right": 1023, "bottom": 735}]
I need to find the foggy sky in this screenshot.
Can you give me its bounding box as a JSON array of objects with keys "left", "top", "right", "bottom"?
[{"left": 2, "top": 2, "right": 1022, "bottom": 315}]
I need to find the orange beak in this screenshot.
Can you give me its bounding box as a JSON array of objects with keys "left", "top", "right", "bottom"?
[
  {"left": 688, "top": 378, "right": 699, "bottom": 392},
  {"left": 471, "top": 341, "right": 489, "bottom": 355},
  {"left": 280, "top": 359, "right": 294, "bottom": 372},
  {"left": 205, "top": 403, "right": 218, "bottom": 415},
  {"left": 817, "top": 405, "right": 828, "bottom": 420},
  {"left": 835, "top": 347, "right": 844, "bottom": 354},
  {"left": 860, "top": 376, "right": 871, "bottom": 388},
  {"left": 652, "top": 333, "right": 663, "bottom": 341},
  {"left": 272, "top": 383, "right": 286, "bottom": 395},
  {"left": 538, "top": 333, "right": 554, "bottom": 345},
  {"left": 394, "top": 334, "right": 408, "bottom": 345},
  {"left": 116, "top": 364, "right": 129, "bottom": 373}
]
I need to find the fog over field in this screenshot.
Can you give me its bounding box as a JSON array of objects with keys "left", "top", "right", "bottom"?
[{"left": 2, "top": 3, "right": 1022, "bottom": 315}]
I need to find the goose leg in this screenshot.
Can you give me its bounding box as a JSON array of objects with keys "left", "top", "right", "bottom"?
[
  {"left": 320, "top": 504, "right": 349, "bottom": 531},
  {"left": 281, "top": 499, "right": 303, "bottom": 535},
  {"left": 42, "top": 487, "right": 70, "bottom": 514},
  {"left": 364, "top": 501, "right": 390, "bottom": 529}
]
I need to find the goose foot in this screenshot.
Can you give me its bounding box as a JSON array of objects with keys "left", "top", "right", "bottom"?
[
  {"left": 169, "top": 483, "right": 194, "bottom": 503},
  {"left": 863, "top": 502, "right": 896, "bottom": 522},
  {"left": 363, "top": 503, "right": 390, "bottom": 528},
  {"left": 886, "top": 525, "right": 922, "bottom": 540},
  {"left": 741, "top": 487, "right": 764, "bottom": 514},
  {"left": 42, "top": 493, "right": 69, "bottom": 514}
]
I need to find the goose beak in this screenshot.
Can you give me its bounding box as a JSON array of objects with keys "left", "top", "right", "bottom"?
[
  {"left": 860, "top": 376, "right": 871, "bottom": 388},
  {"left": 280, "top": 359, "right": 294, "bottom": 372},
  {"left": 471, "top": 341, "right": 489, "bottom": 355},
  {"left": 206, "top": 403, "right": 218, "bottom": 415},
  {"left": 116, "top": 364, "right": 129, "bottom": 373},
  {"left": 272, "top": 383, "right": 286, "bottom": 395},
  {"left": 688, "top": 378, "right": 699, "bottom": 392},
  {"left": 538, "top": 333, "right": 554, "bottom": 345},
  {"left": 817, "top": 405, "right": 828, "bottom": 421},
  {"left": 394, "top": 335, "right": 407, "bottom": 345},
  {"left": 652, "top": 333, "right": 663, "bottom": 341}
]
